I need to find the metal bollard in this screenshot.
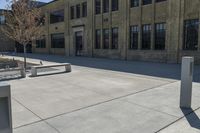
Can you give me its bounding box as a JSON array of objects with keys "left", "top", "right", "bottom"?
[
  {"left": 0, "top": 83, "right": 13, "bottom": 133},
  {"left": 180, "top": 57, "right": 194, "bottom": 108}
]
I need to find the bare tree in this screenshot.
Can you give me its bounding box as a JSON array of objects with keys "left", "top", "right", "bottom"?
[{"left": 1, "top": 0, "right": 44, "bottom": 71}]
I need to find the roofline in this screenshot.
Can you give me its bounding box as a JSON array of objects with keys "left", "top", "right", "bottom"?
[{"left": 38, "top": 0, "right": 58, "bottom": 8}]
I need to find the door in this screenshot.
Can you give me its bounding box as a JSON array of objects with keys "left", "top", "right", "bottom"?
[{"left": 75, "top": 31, "right": 83, "bottom": 56}]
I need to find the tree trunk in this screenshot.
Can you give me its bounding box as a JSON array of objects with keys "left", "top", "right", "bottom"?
[{"left": 23, "top": 44, "right": 27, "bottom": 71}]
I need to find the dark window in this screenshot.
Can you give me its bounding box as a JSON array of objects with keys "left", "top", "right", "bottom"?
[
  {"left": 130, "top": 25, "right": 139, "bottom": 49},
  {"left": 76, "top": 4, "right": 81, "bottom": 18},
  {"left": 143, "top": 0, "right": 152, "bottom": 5},
  {"left": 50, "top": 10, "right": 64, "bottom": 24},
  {"left": 95, "top": 29, "right": 101, "bottom": 49},
  {"left": 103, "top": 29, "right": 109, "bottom": 49},
  {"left": 130, "top": 0, "right": 139, "bottom": 7},
  {"left": 112, "top": 0, "right": 119, "bottom": 11},
  {"left": 70, "top": 6, "right": 75, "bottom": 19},
  {"left": 142, "top": 24, "right": 151, "bottom": 50},
  {"left": 51, "top": 33, "right": 65, "bottom": 48},
  {"left": 95, "top": 0, "right": 101, "bottom": 14},
  {"left": 36, "top": 36, "right": 46, "bottom": 48},
  {"left": 82, "top": 2, "right": 87, "bottom": 17},
  {"left": 112, "top": 28, "right": 118, "bottom": 49},
  {"left": 183, "top": 19, "right": 199, "bottom": 50},
  {"left": 155, "top": 23, "right": 166, "bottom": 50},
  {"left": 0, "top": 15, "right": 5, "bottom": 25},
  {"left": 156, "top": 0, "right": 166, "bottom": 3},
  {"left": 103, "top": 0, "right": 109, "bottom": 13}
]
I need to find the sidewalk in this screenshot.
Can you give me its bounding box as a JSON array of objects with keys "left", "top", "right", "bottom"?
[{"left": 2, "top": 53, "right": 200, "bottom": 133}]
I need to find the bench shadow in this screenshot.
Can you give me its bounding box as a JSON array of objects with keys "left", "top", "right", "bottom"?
[
  {"left": 181, "top": 108, "right": 200, "bottom": 130},
  {"left": 29, "top": 71, "right": 70, "bottom": 78}
]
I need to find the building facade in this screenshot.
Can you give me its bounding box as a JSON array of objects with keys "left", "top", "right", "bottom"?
[{"left": 32, "top": 0, "right": 200, "bottom": 63}]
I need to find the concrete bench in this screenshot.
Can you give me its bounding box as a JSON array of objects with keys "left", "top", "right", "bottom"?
[
  {"left": 0, "top": 67, "right": 25, "bottom": 78},
  {"left": 31, "top": 63, "right": 71, "bottom": 77}
]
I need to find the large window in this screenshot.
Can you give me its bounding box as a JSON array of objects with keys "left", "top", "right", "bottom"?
[
  {"left": 82, "top": 2, "right": 87, "bottom": 17},
  {"left": 130, "top": 25, "right": 139, "bottom": 49},
  {"left": 130, "top": 0, "right": 139, "bottom": 7},
  {"left": 112, "top": 0, "right": 119, "bottom": 11},
  {"left": 95, "top": 29, "right": 101, "bottom": 49},
  {"left": 36, "top": 36, "right": 46, "bottom": 48},
  {"left": 143, "top": 0, "right": 152, "bottom": 5},
  {"left": 103, "top": 29, "right": 109, "bottom": 49},
  {"left": 155, "top": 23, "right": 166, "bottom": 50},
  {"left": 50, "top": 10, "right": 64, "bottom": 24},
  {"left": 112, "top": 28, "right": 118, "bottom": 49},
  {"left": 142, "top": 24, "right": 151, "bottom": 50},
  {"left": 183, "top": 19, "right": 199, "bottom": 50},
  {"left": 70, "top": 6, "right": 75, "bottom": 19},
  {"left": 103, "top": 0, "right": 109, "bottom": 13},
  {"left": 76, "top": 4, "right": 81, "bottom": 18},
  {"left": 51, "top": 33, "right": 65, "bottom": 48},
  {"left": 95, "top": 0, "right": 101, "bottom": 14}
]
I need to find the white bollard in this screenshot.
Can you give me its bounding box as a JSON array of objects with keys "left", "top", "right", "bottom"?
[
  {"left": 0, "top": 83, "right": 13, "bottom": 133},
  {"left": 180, "top": 57, "right": 194, "bottom": 108}
]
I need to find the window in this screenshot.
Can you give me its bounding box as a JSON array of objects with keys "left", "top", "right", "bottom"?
[
  {"left": 112, "top": 0, "right": 119, "bottom": 11},
  {"left": 130, "top": 25, "right": 139, "bottom": 49},
  {"left": 82, "top": 2, "right": 87, "bottom": 17},
  {"left": 36, "top": 36, "right": 46, "bottom": 48},
  {"left": 130, "top": 0, "right": 139, "bottom": 7},
  {"left": 156, "top": 0, "right": 166, "bottom": 3},
  {"left": 143, "top": 0, "right": 152, "bottom": 5},
  {"left": 142, "top": 24, "right": 151, "bottom": 50},
  {"left": 112, "top": 28, "right": 118, "bottom": 49},
  {"left": 0, "top": 15, "right": 5, "bottom": 24},
  {"left": 103, "top": 29, "right": 109, "bottom": 49},
  {"left": 50, "top": 10, "right": 64, "bottom": 24},
  {"left": 103, "top": 0, "right": 109, "bottom": 13},
  {"left": 95, "top": 0, "right": 101, "bottom": 14},
  {"left": 76, "top": 4, "right": 81, "bottom": 18},
  {"left": 95, "top": 29, "right": 101, "bottom": 49},
  {"left": 51, "top": 33, "right": 65, "bottom": 48},
  {"left": 155, "top": 23, "right": 166, "bottom": 50},
  {"left": 70, "top": 6, "right": 75, "bottom": 19},
  {"left": 183, "top": 19, "right": 199, "bottom": 50}
]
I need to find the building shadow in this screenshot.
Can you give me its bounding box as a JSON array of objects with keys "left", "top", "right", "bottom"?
[
  {"left": 5, "top": 53, "right": 200, "bottom": 82},
  {"left": 181, "top": 108, "right": 200, "bottom": 130}
]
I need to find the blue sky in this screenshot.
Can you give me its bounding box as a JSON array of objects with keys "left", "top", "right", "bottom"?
[{"left": 0, "top": 0, "right": 52, "bottom": 9}]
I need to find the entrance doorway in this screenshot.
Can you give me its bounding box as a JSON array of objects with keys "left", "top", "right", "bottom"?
[{"left": 75, "top": 31, "right": 83, "bottom": 56}]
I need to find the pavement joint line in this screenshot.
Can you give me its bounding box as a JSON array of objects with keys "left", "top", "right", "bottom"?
[
  {"left": 155, "top": 106, "right": 200, "bottom": 133},
  {"left": 12, "top": 80, "right": 179, "bottom": 130}
]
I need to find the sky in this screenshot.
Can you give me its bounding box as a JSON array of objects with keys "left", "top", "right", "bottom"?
[{"left": 0, "top": 0, "right": 52, "bottom": 9}]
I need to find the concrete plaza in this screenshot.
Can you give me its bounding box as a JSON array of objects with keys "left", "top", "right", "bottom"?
[{"left": 3, "top": 54, "right": 200, "bottom": 133}]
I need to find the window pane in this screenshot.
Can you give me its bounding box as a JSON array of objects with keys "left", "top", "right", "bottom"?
[
  {"left": 36, "top": 35, "right": 46, "bottom": 48},
  {"left": 0, "top": 15, "right": 6, "bottom": 24},
  {"left": 95, "top": 0, "right": 101, "bottom": 14},
  {"left": 142, "top": 24, "right": 151, "bottom": 50},
  {"left": 50, "top": 10, "right": 64, "bottom": 24},
  {"left": 183, "top": 19, "right": 199, "bottom": 50},
  {"left": 103, "top": 0, "right": 109, "bottom": 13},
  {"left": 112, "top": 0, "right": 119, "bottom": 11},
  {"left": 70, "top": 6, "right": 75, "bottom": 19},
  {"left": 82, "top": 2, "right": 87, "bottom": 17},
  {"left": 51, "top": 33, "right": 65, "bottom": 48},
  {"left": 103, "top": 29, "right": 109, "bottom": 49},
  {"left": 130, "top": 25, "right": 139, "bottom": 49},
  {"left": 143, "top": 0, "right": 152, "bottom": 5},
  {"left": 76, "top": 4, "right": 81, "bottom": 18},
  {"left": 112, "top": 27, "right": 118, "bottom": 49},
  {"left": 95, "top": 29, "right": 101, "bottom": 49},
  {"left": 155, "top": 23, "right": 166, "bottom": 50},
  {"left": 130, "top": 0, "right": 139, "bottom": 7},
  {"left": 156, "top": 0, "right": 166, "bottom": 3}
]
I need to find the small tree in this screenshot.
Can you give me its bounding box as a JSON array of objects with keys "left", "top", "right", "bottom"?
[{"left": 1, "top": 0, "right": 44, "bottom": 70}]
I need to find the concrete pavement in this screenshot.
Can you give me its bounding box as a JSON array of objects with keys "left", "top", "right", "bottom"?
[{"left": 2, "top": 53, "right": 200, "bottom": 133}]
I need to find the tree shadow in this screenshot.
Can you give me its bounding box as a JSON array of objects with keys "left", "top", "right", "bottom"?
[{"left": 181, "top": 108, "right": 200, "bottom": 130}]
